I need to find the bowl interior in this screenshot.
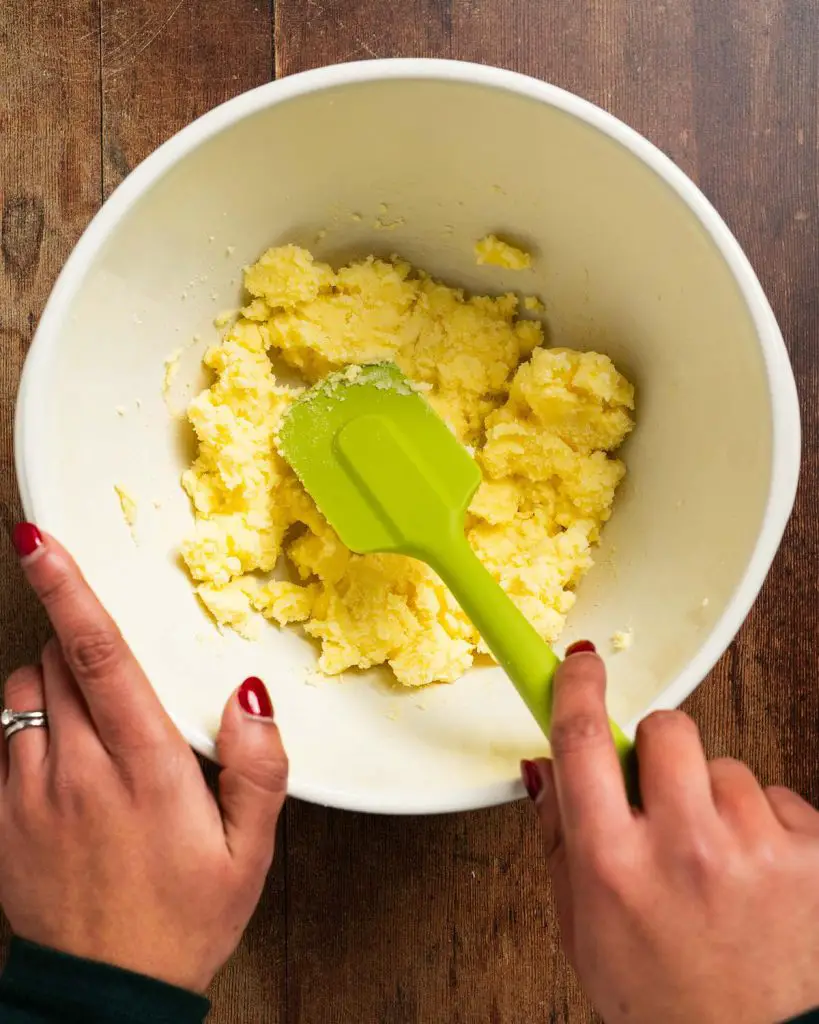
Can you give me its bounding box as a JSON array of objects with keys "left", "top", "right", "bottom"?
[{"left": 18, "top": 70, "right": 777, "bottom": 812}]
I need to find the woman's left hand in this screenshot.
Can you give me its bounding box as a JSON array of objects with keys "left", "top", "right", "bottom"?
[{"left": 0, "top": 525, "right": 288, "bottom": 992}]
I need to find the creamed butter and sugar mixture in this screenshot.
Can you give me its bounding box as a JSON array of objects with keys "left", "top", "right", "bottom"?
[{"left": 180, "top": 245, "right": 634, "bottom": 687}]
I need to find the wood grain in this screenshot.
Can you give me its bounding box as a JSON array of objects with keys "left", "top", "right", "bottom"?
[
  {"left": 0, "top": 0, "right": 101, "bottom": 673},
  {"left": 1, "top": 1, "right": 818, "bottom": 1021},
  {"left": 276, "top": 0, "right": 453, "bottom": 74},
  {"left": 101, "top": 0, "right": 274, "bottom": 193},
  {"left": 285, "top": 800, "right": 592, "bottom": 1024},
  {"left": 684, "top": 0, "right": 819, "bottom": 805}
]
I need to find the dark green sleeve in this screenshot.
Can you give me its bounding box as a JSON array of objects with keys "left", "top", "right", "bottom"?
[
  {"left": 0, "top": 937, "right": 210, "bottom": 1023},
  {"left": 786, "top": 1012, "right": 819, "bottom": 1023}
]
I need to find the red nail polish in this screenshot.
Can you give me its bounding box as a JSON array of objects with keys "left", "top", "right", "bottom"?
[
  {"left": 565, "top": 640, "right": 596, "bottom": 657},
  {"left": 238, "top": 677, "right": 273, "bottom": 718},
  {"left": 12, "top": 522, "right": 43, "bottom": 559},
  {"left": 521, "top": 759, "right": 543, "bottom": 801}
]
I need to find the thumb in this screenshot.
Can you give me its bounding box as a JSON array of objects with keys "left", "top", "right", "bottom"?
[{"left": 216, "top": 677, "right": 288, "bottom": 873}]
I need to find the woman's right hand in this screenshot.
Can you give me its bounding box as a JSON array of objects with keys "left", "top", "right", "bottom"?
[{"left": 522, "top": 647, "right": 819, "bottom": 1024}]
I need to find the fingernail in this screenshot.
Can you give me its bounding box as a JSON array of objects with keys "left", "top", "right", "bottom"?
[
  {"left": 565, "top": 640, "right": 596, "bottom": 657},
  {"left": 521, "top": 759, "right": 543, "bottom": 802},
  {"left": 12, "top": 522, "right": 43, "bottom": 560},
  {"left": 238, "top": 677, "right": 274, "bottom": 719}
]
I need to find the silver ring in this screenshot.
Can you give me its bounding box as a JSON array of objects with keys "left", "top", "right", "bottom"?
[{"left": 1, "top": 708, "right": 48, "bottom": 743}]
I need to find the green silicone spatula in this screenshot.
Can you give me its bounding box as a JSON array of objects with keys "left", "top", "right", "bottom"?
[{"left": 279, "top": 361, "right": 636, "bottom": 790}]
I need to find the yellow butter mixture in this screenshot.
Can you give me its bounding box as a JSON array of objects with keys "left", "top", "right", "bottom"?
[
  {"left": 179, "top": 245, "right": 635, "bottom": 687},
  {"left": 474, "top": 234, "right": 532, "bottom": 270}
]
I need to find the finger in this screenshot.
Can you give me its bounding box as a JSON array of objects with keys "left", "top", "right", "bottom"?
[
  {"left": 217, "top": 678, "right": 288, "bottom": 875},
  {"left": 521, "top": 757, "right": 576, "bottom": 961},
  {"left": 549, "top": 647, "right": 631, "bottom": 842},
  {"left": 523, "top": 758, "right": 562, "bottom": 857},
  {"left": 13, "top": 525, "right": 171, "bottom": 753},
  {"left": 765, "top": 786, "right": 819, "bottom": 837},
  {"left": 41, "top": 638, "right": 100, "bottom": 755},
  {"left": 710, "top": 758, "right": 774, "bottom": 834},
  {"left": 635, "top": 711, "right": 715, "bottom": 825},
  {"left": 2, "top": 665, "right": 48, "bottom": 778}
]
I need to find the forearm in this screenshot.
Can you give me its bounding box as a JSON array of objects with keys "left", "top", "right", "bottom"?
[{"left": 0, "top": 937, "right": 210, "bottom": 1023}]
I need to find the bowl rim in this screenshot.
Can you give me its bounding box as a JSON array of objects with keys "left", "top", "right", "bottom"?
[{"left": 15, "top": 58, "right": 801, "bottom": 815}]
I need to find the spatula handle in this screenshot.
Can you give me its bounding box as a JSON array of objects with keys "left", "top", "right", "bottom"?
[{"left": 432, "top": 533, "right": 636, "bottom": 787}]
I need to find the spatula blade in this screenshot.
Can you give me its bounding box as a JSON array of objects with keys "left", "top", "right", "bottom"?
[{"left": 278, "top": 362, "right": 480, "bottom": 555}]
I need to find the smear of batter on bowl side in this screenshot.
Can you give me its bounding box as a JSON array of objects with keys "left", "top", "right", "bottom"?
[
  {"left": 114, "top": 483, "right": 139, "bottom": 543},
  {"left": 179, "top": 244, "right": 635, "bottom": 687},
  {"left": 474, "top": 234, "right": 532, "bottom": 270}
]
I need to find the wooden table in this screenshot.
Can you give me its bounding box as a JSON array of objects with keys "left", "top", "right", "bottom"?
[{"left": 1, "top": 2, "right": 817, "bottom": 1021}]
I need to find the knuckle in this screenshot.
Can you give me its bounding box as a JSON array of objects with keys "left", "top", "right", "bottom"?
[
  {"left": 123, "top": 743, "right": 186, "bottom": 798},
  {"left": 113, "top": 749, "right": 155, "bottom": 795},
  {"left": 710, "top": 757, "right": 756, "bottom": 795},
  {"left": 3, "top": 666, "right": 41, "bottom": 706},
  {"left": 63, "top": 628, "right": 122, "bottom": 681},
  {"left": 585, "top": 841, "right": 636, "bottom": 891},
  {"left": 764, "top": 784, "right": 798, "bottom": 812},
  {"left": 234, "top": 751, "right": 290, "bottom": 800},
  {"left": 750, "top": 835, "right": 779, "bottom": 870},
  {"left": 34, "top": 561, "right": 76, "bottom": 608},
  {"left": 678, "top": 830, "right": 723, "bottom": 886},
  {"left": 638, "top": 709, "right": 698, "bottom": 742},
  {"left": 550, "top": 712, "right": 609, "bottom": 756},
  {"left": 249, "top": 752, "right": 289, "bottom": 795}
]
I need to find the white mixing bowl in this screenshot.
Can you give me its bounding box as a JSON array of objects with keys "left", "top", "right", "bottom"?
[{"left": 16, "top": 59, "right": 800, "bottom": 814}]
